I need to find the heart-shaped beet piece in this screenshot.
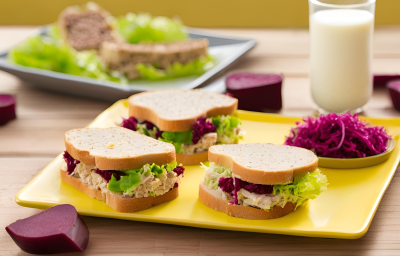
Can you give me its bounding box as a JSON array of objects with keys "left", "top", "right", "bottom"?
[
  {"left": 5, "top": 204, "right": 89, "bottom": 254},
  {"left": 226, "top": 73, "right": 283, "bottom": 112}
]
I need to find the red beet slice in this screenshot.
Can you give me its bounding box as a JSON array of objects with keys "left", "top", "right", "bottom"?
[
  {"left": 5, "top": 204, "right": 89, "bottom": 254},
  {"left": 226, "top": 73, "right": 283, "bottom": 112},
  {"left": 374, "top": 75, "right": 400, "bottom": 87},
  {"left": 0, "top": 94, "right": 16, "bottom": 125},
  {"left": 388, "top": 80, "right": 400, "bottom": 112}
]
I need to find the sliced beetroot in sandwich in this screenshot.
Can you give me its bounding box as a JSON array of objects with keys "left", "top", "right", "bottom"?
[
  {"left": 5, "top": 204, "right": 89, "bottom": 254},
  {"left": 388, "top": 80, "right": 400, "bottom": 112},
  {"left": 0, "top": 94, "right": 16, "bottom": 125},
  {"left": 226, "top": 73, "right": 283, "bottom": 112},
  {"left": 374, "top": 75, "right": 400, "bottom": 87}
]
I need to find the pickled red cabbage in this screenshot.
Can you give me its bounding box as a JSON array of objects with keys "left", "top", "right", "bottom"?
[{"left": 284, "top": 113, "right": 391, "bottom": 158}]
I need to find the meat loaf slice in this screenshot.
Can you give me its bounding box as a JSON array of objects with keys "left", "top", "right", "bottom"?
[
  {"left": 100, "top": 39, "right": 209, "bottom": 79},
  {"left": 58, "top": 3, "right": 116, "bottom": 51}
]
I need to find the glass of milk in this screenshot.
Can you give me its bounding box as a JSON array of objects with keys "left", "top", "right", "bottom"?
[{"left": 309, "top": 0, "right": 375, "bottom": 113}]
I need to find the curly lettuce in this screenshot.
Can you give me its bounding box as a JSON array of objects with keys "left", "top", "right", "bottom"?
[
  {"left": 201, "top": 163, "right": 233, "bottom": 189},
  {"left": 202, "top": 163, "right": 328, "bottom": 209},
  {"left": 273, "top": 170, "right": 328, "bottom": 208},
  {"left": 159, "top": 131, "right": 192, "bottom": 154},
  {"left": 136, "top": 55, "right": 216, "bottom": 81},
  {"left": 114, "top": 13, "right": 188, "bottom": 44},
  {"left": 8, "top": 34, "right": 120, "bottom": 82},
  {"left": 211, "top": 115, "right": 243, "bottom": 144},
  {"left": 108, "top": 161, "right": 177, "bottom": 196}
]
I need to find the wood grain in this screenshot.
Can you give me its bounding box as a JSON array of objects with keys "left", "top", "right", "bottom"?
[{"left": 1, "top": 26, "right": 400, "bottom": 255}]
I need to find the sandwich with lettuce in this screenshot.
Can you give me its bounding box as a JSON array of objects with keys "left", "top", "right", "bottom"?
[
  {"left": 199, "top": 143, "right": 328, "bottom": 219},
  {"left": 8, "top": 2, "right": 215, "bottom": 82},
  {"left": 61, "top": 127, "right": 184, "bottom": 212},
  {"left": 122, "top": 89, "right": 245, "bottom": 165}
]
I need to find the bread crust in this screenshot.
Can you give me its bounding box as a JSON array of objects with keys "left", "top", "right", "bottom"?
[
  {"left": 208, "top": 144, "right": 318, "bottom": 185},
  {"left": 176, "top": 151, "right": 209, "bottom": 166},
  {"left": 60, "top": 169, "right": 178, "bottom": 212},
  {"left": 64, "top": 128, "right": 176, "bottom": 170},
  {"left": 128, "top": 90, "right": 238, "bottom": 132},
  {"left": 199, "top": 183, "right": 296, "bottom": 220}
]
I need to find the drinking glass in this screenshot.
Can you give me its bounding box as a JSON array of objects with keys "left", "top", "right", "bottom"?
[{"left": 309, "top": 0, "right": 376, "bottom": 114}]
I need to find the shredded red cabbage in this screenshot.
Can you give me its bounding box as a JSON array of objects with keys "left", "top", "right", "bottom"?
[
  {"left": 218, "top": 177, "right": 273, "bottom": 205},
  {"left": 192, "top": 117, "right": 216, "bottom": 144},
  {"left": 284, "top": 113, "right": 391, "bottom": 158},
  {"left": 173, "top": 183, "right": 179, "bottom": 188},
  {"left": 142, "top": 120, "right": 156, "bottom": 130},
  {"left": 122, "top": 116, "right": 164, "bottom": 137},
  {"left": 173, "top": 166, "right": 185, "bottom": 177},
  {"left": 155, "top": 130, "right": 164, "bottom": 140},
  {"left": 122, "top": 117, "right": 138, "bottom": 131},
  {"left": 95, "top": 169, "right": 121, "bottom": 183},
  {"left": 63, "top": 151, "right": 80, "bottom": 174}
]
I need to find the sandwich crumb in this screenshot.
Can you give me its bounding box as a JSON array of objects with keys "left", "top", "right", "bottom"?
[{"left": 107, "top": 142, "right": 115, "bottom": 148}]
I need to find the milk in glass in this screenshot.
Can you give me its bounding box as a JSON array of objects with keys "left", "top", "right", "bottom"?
[{"left": 310, "top": 9, "right": 374, "bottom": 113}]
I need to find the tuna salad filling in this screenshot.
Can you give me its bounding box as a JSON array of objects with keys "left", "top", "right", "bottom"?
[
  {"left": 121, "top": 115, "right": 245, "bottom": 154},
  {"left": 62, "top": 151, "right": 184, "bottom": 198},
  {"left": 202, "top": 163, "right": 328, "bottom": 210}
]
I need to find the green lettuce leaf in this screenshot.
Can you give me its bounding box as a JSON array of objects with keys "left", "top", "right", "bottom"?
[
  {"left": 108, "top": 161, "right": 178, "bottom": 196},
  {"left": 211, "top": 115, "right": 243, "bottom": 144},
  {"left": 114, "top": 13, "right": 188, "bottom": 44},
  {"left": 201, "top": 163, "right": 233, "bottom": 189},
  {"left": 8, "top": 33, "right": 120, "bottom": 82},
  {"left": 158, "top": 130, "right": 193, "bottom": 153},
  {"left": 273, "top": 170, "right": 328, "bottom": 208},
  {"left": 136, "top": 55, "right": 216, "bottom": 81},
  {"left": 108, "top": 172, "right": 141, "bottom": 196}
]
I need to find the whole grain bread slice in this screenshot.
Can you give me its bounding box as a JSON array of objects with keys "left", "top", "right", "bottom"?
[
  {"left": 208, "top": 143, "right": 318, "bottom": 185},
  {"left": 128, "top": 89, "right": 238, "bottom": 132},
  {"left": 65, "top": 127, "right": 175, "bottom": 171}
]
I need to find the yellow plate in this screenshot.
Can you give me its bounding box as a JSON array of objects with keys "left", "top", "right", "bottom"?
[
  {"left": 318, "top": 139, "right": 396, "bottom": 169},
  {"left": 15, "top": 100, "right": 400, "bottom": 239}
]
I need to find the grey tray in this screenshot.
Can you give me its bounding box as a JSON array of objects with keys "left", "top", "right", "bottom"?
[{"left": 0, "top": 27, "right": 256, "bottom": 101}]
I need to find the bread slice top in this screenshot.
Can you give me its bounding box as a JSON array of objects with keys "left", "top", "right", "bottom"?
[
  {"left": 65, "top": 127, "right": 175, "bottom": 171},
  {"left": 128, "top": 89, "right": 238, "bottom": 132},
  {"left": 208, "top": 143, "right": 318, "bottom": 185}
]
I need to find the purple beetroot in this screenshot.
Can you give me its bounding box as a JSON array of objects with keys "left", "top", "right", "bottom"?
[
  {"left": 5, "top": 204, "right": 89, "bottom": 254},
  {"left": 388, "top": 80, "right": 400, "bottom": 112},
  {"left": 0, "top": 94, "right": 16, "bottom": 125},
  {"left": 374, "top": 75, "right": 400, "bottom": 87},
  {"left": 226, "top": 73, "right": 283, "bottom": 112}
]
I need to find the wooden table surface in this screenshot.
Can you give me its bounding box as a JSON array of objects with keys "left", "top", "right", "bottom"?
[{"left": 1, "top": 26, "right": 400, "bottom": 256}]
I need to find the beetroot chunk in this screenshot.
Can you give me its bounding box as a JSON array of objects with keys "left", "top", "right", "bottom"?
[
  {"left": 388, "top": 80, "right": 400, "bottom": 112},
  {"left": 226, "top": 73, "right": 283, "bottom": 112},
  {"left": 5, "top": 204, "right": 89, "bottom": 254},
  {"left": 374, "top": 75, "right": 400, "bottom": 87},
  {"left": 0, "top": 94, "right": 16, "bottom": 125}
]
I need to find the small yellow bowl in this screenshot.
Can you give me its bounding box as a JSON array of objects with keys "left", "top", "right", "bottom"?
[{"left": 318, "top": 139, "right": 395, "bottom": 169}]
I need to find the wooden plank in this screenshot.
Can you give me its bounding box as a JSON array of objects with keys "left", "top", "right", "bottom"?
[{"left": 0, "top": 158, "right": 399, "bottom": 256}]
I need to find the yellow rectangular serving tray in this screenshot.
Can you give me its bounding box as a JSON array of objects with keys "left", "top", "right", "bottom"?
[{"left": 16, "top": 100, "right": 400, "bottom": 239}]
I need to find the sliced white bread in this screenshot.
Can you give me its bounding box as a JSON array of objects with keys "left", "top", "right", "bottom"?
[
  {"left": 60, "top": 169, "right": 178, "bottom": 213},
  {"left": 65, "top": 127, "right": 175, "bottom": 171},
  {"left": 208, "top": 143, "right": 318, "bottom": 185},
  {"left": 128, "top": 89, "right": 238, "bottom": 132},
  {"left": 199, "top": 182, "right": 296, "bottom": 220}
]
